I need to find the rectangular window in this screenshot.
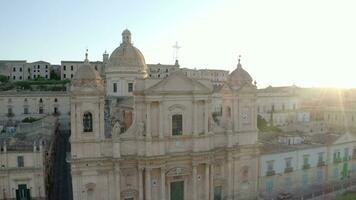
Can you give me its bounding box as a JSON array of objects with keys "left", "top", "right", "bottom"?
[
  {"left": 128, "top": 83, "right": 133, "bottom": 92},
  {"left": 303, "top": 155, "right": 309, "bottom": 165},
  {"left": 113, "top": 83, "right": 117, "bottom": 93},
  {"left": 267, "top": 161, "right": 274, "bottom": 172},
  {"left": 344, "top": 148, "right": 349, "bottom": 159},
  {"left": 17, "top": 156, "right": 24, "bottom": 167},
  {"left": 24, "top": 107, "right": 29, "bottom": 114},
  {"left": 71, "top": 74, "right": 73, "bottom": 78},
  {"left": 303, "top": 155, "right": 310, "bottom": 169},
  {"left": 285, "top": 157, "right": 292, "bottom": 168},
  {"left": 71, "top": 65, "right": 73, "bottom": 71},
  {"left": 318, "top": 152, "right": 324, "bottom": 163},
  {"left": 39, "top": 107, "right": 44, "bottom": 114},
  {"left": 63, "top": 65, "right": 66, "bottom": 71},
  {"left": 63, "top": 74, "right": 66, "bottom": 79},
  {"left": 37, "top": 65, "right": 40, "bottom": 69},
  {"left": 19, "top": 67, "right": 22, "bottom": 72},
  {"left": 8, "top": 108, "right": 13, "bottom": 115},
  {"left": 172, "top": 114, "right": 183, "bottom": 136}
]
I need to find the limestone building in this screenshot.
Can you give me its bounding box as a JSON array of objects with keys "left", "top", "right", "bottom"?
[
  {"left": 69, "top": 29, "right": 259, "bottom": 200},
  {"left": 0, "top": 60, "right": 53, "bottom": 81},
  {"left": 0, "top": 116, "right": 58, "bottom": 200}
]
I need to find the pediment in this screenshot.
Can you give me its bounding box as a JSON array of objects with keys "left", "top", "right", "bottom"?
[
  {"left": 333, "top": 132, "right": 356, "bottom": 145},
  {"left": 145, "top": 72, "right": 211, "bottom": 94}
]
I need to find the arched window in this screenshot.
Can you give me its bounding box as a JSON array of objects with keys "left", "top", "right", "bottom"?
[
  {"left": 39, "top": 98, "right": 43, "bottom": 103},
  {"left": 54, "top": 98, "right": 58, "bottom": 103},
  {"left": 172, "top": 114, "right": 183, "bottom": 136},
  {"left": 83, "top": 112, "right": 93, "bottom": 132}
]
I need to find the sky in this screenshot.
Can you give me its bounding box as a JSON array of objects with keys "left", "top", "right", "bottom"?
[{"left": 1, "top": 0, "right": 356, "bottom": 88}]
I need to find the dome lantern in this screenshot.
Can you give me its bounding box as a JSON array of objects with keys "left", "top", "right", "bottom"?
[{"left": 122, "top": 29, "right": 131, "bottom": 44}]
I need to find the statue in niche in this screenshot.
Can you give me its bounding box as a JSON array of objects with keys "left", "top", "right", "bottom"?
[
  {"left": 137, "top": 122, "right": 145, "bottom": 136},
  {"left": 112, "top": 121, "right": 121, "bottom": 135}
]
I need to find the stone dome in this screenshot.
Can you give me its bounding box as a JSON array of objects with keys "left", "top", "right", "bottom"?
[
  {"left": 228, "top": 59, "right": 253, "bottom": 87},
  {"left": 72, "top": 56, "right": 103, "bottom": 87},
  {"left": 108, "top": 29, "right": 147, "bottom": 72}
]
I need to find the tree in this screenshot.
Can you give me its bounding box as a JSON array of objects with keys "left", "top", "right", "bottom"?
[
  {"left": 0, "top": 74, "right": 9, "bottom": 83},
  {"left": 50, "top": 70, "right": 60, "bottom": 80}
]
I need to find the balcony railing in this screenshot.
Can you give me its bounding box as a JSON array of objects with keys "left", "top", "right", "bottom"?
[
  {"left": 266, "top": 170, "right": 275, "bottom": 176},
  {"left": 317, "top": 161, "right": 325, "bottom": 167},
  {"left": 343, "top": 156, "right": 350, "bottom": 162},
  {"left": 334, "top": 157, "right": 342, "bottom": 164},
  {"left": 302, "top": 164, "right": 310, "bottom": 170},
  {"left": 284, "top": 167, "right": 293, "bottom": 173}
]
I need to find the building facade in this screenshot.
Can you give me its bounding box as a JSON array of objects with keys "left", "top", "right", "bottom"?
[{"left": 69, "top": 29, "right": 259, "bottom": 200}]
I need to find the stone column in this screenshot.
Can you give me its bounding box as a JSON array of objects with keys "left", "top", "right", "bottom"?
[
  {"left": 227, "top": 157, "right": 233, "bottom": 198},
  {"left": 193, "top": 100, "right": 198, "bottom": 136},
  {"left": 159, "top": 100, "right": 164, "bottom": 139},
  {"left": 209, "top": 164, "right": 214, "bottom": 200},
  {"left": 138, "top": 168, "right": 144, "bottom": 200},
  {"left": 145, "top": 168, "right": 152, "bottom": 200},
  {"left": 204, "top": 100, "right": 209, "bottom": 134},
  {"left": 160, "top": 167, "right": 166, "bottom": 200},
  {"left": 192, "top": 164, "right": 198, "bottom": 200},
  {"left": 114, "top": 166, "right": 121, "bottom": 200},
  {"left": 205, "top": 163, "right": 210, "bottom": 200},
  {"left": 146, "top": 102, "right": 151, "bottom": 138}
]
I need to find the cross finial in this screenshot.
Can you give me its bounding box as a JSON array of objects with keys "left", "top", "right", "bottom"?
[
  {"left": 238, "top": 54, "right": 241, "bottom": 64},
  {"left": 172, "top": 41, "right": 181, "bottom": 63},
  {"left": 85, "top": 48, "right": 88, "bottom": 60}
]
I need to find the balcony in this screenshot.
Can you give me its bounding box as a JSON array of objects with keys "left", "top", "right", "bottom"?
[
  {"left": 6, "top": 112, "right": 14, "bottom": 118},
  {"left": 343, "top": 156, "right": 350, "bottom": 162},
  {"left": 266, "top": 170, "right": 275, "bottom": 176},
  {"left": 317, "top": 161, "right": 326, "bottom": 167},
  {"left": 284, "top": 167, "right": 293, "bottom": 173},
  {"left": 302, "top": 164, "right": 310, "bottom": 170},
  {"left": 333, "top": 157, "right": 342, "bottom": 164}
]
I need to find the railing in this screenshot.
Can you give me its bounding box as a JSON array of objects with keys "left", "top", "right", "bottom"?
[
  {"left": 303, "top": 164, "right": 310, "bottom": 170},
  {"left": 266, "top": 170, "right": 275, "bottom": 176},
  {"left": 334, "top": 157, "right": 342, "bottom": 164},
  {"left": 317, "top": 161, "right": 326, "bottom": 167},
  {"left": 284, "top": 167, "right": 293, "bottom": 173}
]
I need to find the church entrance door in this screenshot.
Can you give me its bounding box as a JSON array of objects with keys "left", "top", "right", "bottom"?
[{"left": 170, "top": 181, "right": 184, "bottom": 200}]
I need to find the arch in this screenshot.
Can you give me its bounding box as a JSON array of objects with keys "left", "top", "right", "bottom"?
[{"left": 83, "top": 112, "right": 93, "bottom": 132}]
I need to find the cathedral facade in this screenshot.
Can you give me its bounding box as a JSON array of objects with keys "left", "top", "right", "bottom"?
[{"left": 69, "top": 29, "right": 259, "bottom": 200}]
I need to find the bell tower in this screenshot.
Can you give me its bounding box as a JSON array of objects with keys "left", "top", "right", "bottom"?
[
  {"left": 222, "top": 56, "right": 258, "bottom": 145},
  {"left": 70, "top": 52, "right": 106, "bottom": 159}
]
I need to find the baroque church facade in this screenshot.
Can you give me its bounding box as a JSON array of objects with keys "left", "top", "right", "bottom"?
[{"left": 69, "top": 29, "right": 259, "bottom": 200}]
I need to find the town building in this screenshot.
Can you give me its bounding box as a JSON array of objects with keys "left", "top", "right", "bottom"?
[
  {"left": 259, "top": 131, "right": 356, "bottom": 199},
  {"left": 0, "top": 116, "right": 58, "bottom": 200},
  {"left": 0, "top": 91, "right": 70, "bottom": 131}
]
